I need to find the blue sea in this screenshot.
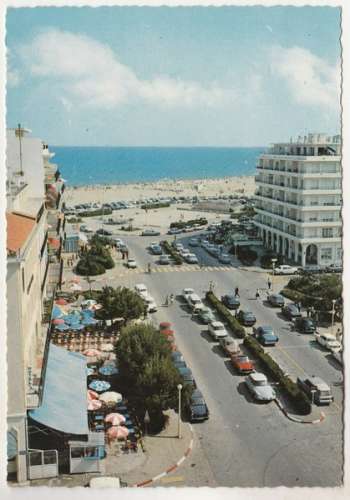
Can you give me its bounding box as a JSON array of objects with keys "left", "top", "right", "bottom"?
[{"left": 52, "top": 146, "right": 265, "bottom": 186}]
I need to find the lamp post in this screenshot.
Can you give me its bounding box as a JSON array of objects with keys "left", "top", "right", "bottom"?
[
  {"left": 144, "top": 410, "right": 150, "bottom": 437},
  {"left": 177, "top": 384, "right": 182, "bottom": 439},
  {"left": 331, "top": 299, "right": 336, "bottom": 336},
  {"left": 271, "top": 258, "right": 277, "bottom": 291}
]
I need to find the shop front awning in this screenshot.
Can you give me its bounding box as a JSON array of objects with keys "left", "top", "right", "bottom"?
[{"left": 29, "top": 344, "right": 89, "bottom": 435}]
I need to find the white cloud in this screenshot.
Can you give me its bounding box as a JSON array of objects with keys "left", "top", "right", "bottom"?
[
  {"left": 269, "top": 45, "right": 340, "bottom": 109},
  {"left": 20, "top": 29, "right": 235, "bottom": 109}
]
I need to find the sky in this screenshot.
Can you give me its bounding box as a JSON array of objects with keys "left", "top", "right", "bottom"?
[{"left": 5, "top": 6, "right": 341, "bottom": 146}]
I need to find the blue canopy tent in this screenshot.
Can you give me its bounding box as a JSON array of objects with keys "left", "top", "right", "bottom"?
[{"left": 29, "top": 344, "right": 89, "bottom": 435}]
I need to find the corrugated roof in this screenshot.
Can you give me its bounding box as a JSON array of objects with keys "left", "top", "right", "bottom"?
[{"left": 6, "top": 212, "right": 36, "bottom": 254}]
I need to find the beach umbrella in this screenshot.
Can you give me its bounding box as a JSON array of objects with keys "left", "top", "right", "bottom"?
[
  {"left": 88, "top": 379, "right": 111, "bottom": 392},
  {"left": 87, "top": 389, "right": 99, "bottom": 400},
  {"left": 99, "top": 391, "right": 123, "bottom": 404},
  {"left": 101, "top": 343, "right": 114, "bottom": 352},
  {"left": 83, "top": 348, "right": 102, "bottom": 357},
  {"left": 159, "top": 322, "right": 171, "bottom": 331},
  {"left": 104, "top": 413, "right": 126, "bottom": 425},
  {"left": 55, "top": 324, "right": 69, "bottom": 331},
  {"left": 56, "top": 298, "right": 67, "bottom": 305},
  {"left": 52, "top": 318, "right": 65, "bottom": 325},
  {"left": 87, "top": 399, "right": 102, "bottom": 411},
  {"left": 107, "top": 426, "right": 129, "bottom": 441},
  {"left": 99, "top": 365, "right": 119, "bottom": 376}
]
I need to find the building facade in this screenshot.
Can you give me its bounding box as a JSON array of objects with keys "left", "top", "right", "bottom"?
[
  {"left": 6, "top": 126, "right": 65, "bottom": 483},
  {"left": 254, "top": 133, "right": 342, "bottom": 267}
]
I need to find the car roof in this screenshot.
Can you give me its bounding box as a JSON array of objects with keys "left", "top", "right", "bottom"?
[{"left": 250, "top": 372, "right": 267, "bottom": 382}]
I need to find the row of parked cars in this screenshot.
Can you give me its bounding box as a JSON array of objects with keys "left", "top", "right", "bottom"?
[{"left": 181, "top": 288, "right": 277, "bottom": 402}]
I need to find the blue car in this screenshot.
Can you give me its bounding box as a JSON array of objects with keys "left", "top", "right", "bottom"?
[{"left": 254, "top": 326, "right": 279, "bottom": 346}]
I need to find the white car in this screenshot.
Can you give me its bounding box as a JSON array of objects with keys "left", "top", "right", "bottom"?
[
  {"left": 135, "top": 283, "right": 147, "bottom": 295},
  {"left": 315, "top": 332, "right": 342, "bottom": 352},
  {"left": 140, "top": 293, "right": 157, "bottom": 313},
  {"left": 208, "top": 321, "right": 228, "bottom": 340},
  {"left": 127, "top": 258, "right": 137, "bottom": 269},
  {"left": 273, "top": 265, "right": 299, "bottom": 275},
  {"left": 182, "top": 288, "right": 195, "bottom": 300}
]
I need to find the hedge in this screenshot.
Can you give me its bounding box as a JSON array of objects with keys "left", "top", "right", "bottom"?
[
  {"left": 170, "top": 217, "right": 208, "bottom": 229},
  {"left": 160, "top": 241, "right": 183, "bottom": 265},
  {"left": 141, "top": 202, "right": 170, "bottom": 210},
  {"left": 244, "top": 336, "right": 311, "bottom": 415},
  {"left": 80, "top": 208, "right": 113, "bottom": 217},
  {"left": 205, "top": 291, "right": 246, "bottom": 338}
]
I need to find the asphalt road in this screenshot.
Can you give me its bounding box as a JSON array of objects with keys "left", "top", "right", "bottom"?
[
  {"left": 107, "top": 232, "right": 343, "bottom": 487},
  {"left": 78, "top": 222, "right": 343, "bottom": 486}
]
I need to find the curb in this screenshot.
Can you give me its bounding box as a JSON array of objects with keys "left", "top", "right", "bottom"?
[
  {"left": 133, "top": 424, "right": 194, "bottom": 487},
  {"left": 274, "top": 398, "right": 325, "bottom": 424}
]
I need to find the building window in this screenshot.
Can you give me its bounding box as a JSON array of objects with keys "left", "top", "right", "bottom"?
[
  {"left": 322, "top": 228, "right": 333, "bottom": 238},
  {"left": 321, "top": 248, "right": 332, "bottom": 260}
]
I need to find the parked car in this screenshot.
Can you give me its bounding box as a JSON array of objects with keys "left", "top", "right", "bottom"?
[
  {"left": 159, "top": 255, "right": 170, "bottom": 265},
  {"left": 218, "top": 253, "right": 231, "bottom": 264},
  {"left": 150, "top": 244, "right": 162, "bottom": 255},
  {"left": 314, "top": 332, "right": 342, "bottom": 352},
  {"left": 189, "top": 238, "right": 199, "bottom": 247},
  {"left": 197, "top": 307, "right": 216, "bottom": 324},
  {"left": 294, "top": 317, "right": 316, "bottom": 334},
  {"left": 126, "top": 258, "right": 137, "bottom": 269},
  {"left": 326, "top": 264, "right": 342, "bottom": 274},
  {"left": 141, "top": 229, "right": 161, "bottom": 236},
  {"left": 135, "top": 283, "right": 147, "bottom": 295},
  {"left": 221, "top": 294, "right": 240, "bottom": 310},
  {"left": 237, "top": 310, "right": 256, "bottom": 327},
  {"left": 218, "top": 336, "right": 240, "bottom": 356},
  {"left": 273, "top": 265, "right": 299, "bottom": 275},
  {"left": 254, "top": 326, "right": 279, "bottom": 346},
  {"left": 96, "top": 228, "right": 112, "bottom": 236},
  {"left": 297, "top": 376, "right": 334, "bottom": 405},
  {"left": 188, "top": 389, "right": 209, "bottom": 422},
  {"left": 178, "top": 367, "right": 196, "bottom": 388},
  {"left": 282, "top": 304, "right": 301, "bottom": 320},
  {"left": 268, "top": 293, "right": 285, "bottom": 307},
  {"left": 168, "top": 227, "right": 182, "bottom": 235},
  {"left": 185, "top": 253, "right": 199, "bottom": 264},
  {"left": 231, "top": 354, "right": 255, "bottom": 374},
  {"left": 182, "top": 288, "right": 195, "bottom": 300},
  {"left": 245, "top": 372, "right": 276, "bottom": 402},
  {"left": 208, "top": 321, "right": 228, "bottom": 340}
]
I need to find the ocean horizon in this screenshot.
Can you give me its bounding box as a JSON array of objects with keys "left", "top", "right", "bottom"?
[{"left": 52, "top": 146, "right": 265, "bottom": 186}]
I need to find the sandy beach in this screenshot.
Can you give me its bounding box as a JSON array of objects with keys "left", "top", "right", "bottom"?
[{"left": 64, "top": 175, "right": 255, "bottom": 205}]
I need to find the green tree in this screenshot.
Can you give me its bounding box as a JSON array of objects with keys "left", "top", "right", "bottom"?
[
  {"left": 116, "top": 323, "right": 192, "bottom": 432},
  {"left": 96, "top": 286, "right": 146, "bottom": 322}
]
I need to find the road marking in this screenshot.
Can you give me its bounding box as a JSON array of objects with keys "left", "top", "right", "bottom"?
[{"left": 160, "top": 476, "right": 184, "bottom": 484}]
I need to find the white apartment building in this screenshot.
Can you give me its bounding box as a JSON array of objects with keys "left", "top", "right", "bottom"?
[
  {"left": 6, "top": 126, "right": 65, "bottom": 483},
  {"left": 254, "top": 133, "right": 342, "bottom": 267}
]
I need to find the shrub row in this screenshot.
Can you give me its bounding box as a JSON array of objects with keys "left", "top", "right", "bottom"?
[
  {"left": 205, "top": 291, "right": 246, "bottom": 338},
  {"left": 141, "top": 202, "right": 170, "bottom": 210},
  {"left": 80, "top": 208, "right": 113, "bottom": 217},
  {"left": 244, "top": 336, "right": 311, "bottom": 415},
  {"left": 160, "top": 240, "right": 183, "bottom": 265},
  {"left": 170, "top": 217, "right": 208, "bottom": 229}
]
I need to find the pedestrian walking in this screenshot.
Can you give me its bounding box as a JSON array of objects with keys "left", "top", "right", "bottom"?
[
  {"left": 267, "top": 278, "right": 272, "bottom": 290},
  {"left": 255, "top": 289, "right": 260, "bottom": 300},
  {"left": 235, "top": 287, "right": 239, "bottom": 297}
]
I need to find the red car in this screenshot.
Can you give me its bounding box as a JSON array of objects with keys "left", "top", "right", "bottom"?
[{"left": 231, "top": 354, "right": 254, "bottom": 374}]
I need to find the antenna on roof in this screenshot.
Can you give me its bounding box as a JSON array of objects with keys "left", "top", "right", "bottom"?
[{"left": 15, "top": 123, "right": 24, "bottom": 176}]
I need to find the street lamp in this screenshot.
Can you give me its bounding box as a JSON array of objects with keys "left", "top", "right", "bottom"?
[
  {"left": 177, "top": 384, "right": 182, "bottom": 439},
  {"left": 271, "top": 258, "right": 277, "bottom": 291},
  {"left": 331, "top": 299, "right": 336, "bottom": 336}
]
